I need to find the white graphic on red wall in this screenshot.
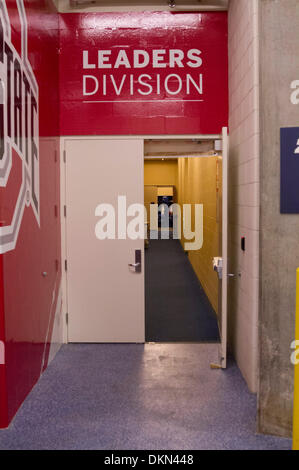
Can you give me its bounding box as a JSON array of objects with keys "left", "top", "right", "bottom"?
[
  {"left": 0, "top": 340, "right": 4, "bottom": 364},
  {"left": 0, "top": 0, "right": 39, "bottom": 254},
  {"left": 82, "top": 49, "right": 204, "bottom": 101}
]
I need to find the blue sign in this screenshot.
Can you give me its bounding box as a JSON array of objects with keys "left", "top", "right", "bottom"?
[{"left": 281, "top": 127, "right": 299, "bottom": 213}]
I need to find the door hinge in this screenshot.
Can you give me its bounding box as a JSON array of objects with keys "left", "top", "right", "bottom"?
[
  {"left": 64, "top": 205, "right": 67, "bottom": 218},
  {"left": 66, "top": 313, "right": 68, "bottom": 325},
  {"left": 63, "top": 150, "right": 66, "bottom": 163},
  {"left": 54, "top": 149, "right": 58, "bottom": 163},
  {"left": 65, "top": 259, "right": 68, "bottom": 271}
]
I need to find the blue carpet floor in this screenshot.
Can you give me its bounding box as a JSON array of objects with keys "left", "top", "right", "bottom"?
[
  {"left": 0, "top": 343, "right": 292, "bottom": 450},
  {"left": 145, "top": 238, "right": 220, "bottom": 342}
]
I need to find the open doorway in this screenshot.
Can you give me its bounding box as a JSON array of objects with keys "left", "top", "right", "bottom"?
[
  {"left": 144, "top": 138, "right": 223, "bottom": 343},
  {"left": 62, "top": 130, "right": 228, "bottom": 367}
]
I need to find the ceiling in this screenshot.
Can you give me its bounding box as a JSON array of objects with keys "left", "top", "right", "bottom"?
[{"left": 57, "top": 0, "right": 228, "bottom": 13}]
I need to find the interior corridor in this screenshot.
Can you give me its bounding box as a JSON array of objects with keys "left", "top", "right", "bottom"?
[
  {"left": 145, "top": 238, "right": 220, "bottom": 342},
  {"left": 0, "top": 343, "right": 291, "bottom": 450},
  {"left": 144, "top": 143, "right": 224, "bottom": 345}
]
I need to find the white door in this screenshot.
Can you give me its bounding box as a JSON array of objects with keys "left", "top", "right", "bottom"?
[
  {"left": 219, "top": 127, "right": 229, "bottom": 368},
  {"left": 65, "top": 139, "right": 145, "bottom": 343}
]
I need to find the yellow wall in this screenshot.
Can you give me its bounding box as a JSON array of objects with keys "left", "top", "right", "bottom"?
[
  {"left": 144, "top": 159, "right": 178, "bottom": 186},
  {"left": 177, "top": 156, "right": 222, "bottom": 315},
  {"left": 144, "top": 156, "right": 221, "bottom": 315},
  {"left": 144, "top": 159, "right": 178, "bottom": 219}
]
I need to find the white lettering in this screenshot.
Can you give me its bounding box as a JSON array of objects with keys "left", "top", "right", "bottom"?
[
  {"left": 115, "top": 50, "right": 131, "bottom": 69},
  {"left": 83, "top": 75, "right": 99, "bottom": 96},
  {"left": 83, "top": 50, "right": 95, "bottom": 69},
  {"left": 118, "top": 196, "right": 127, "bottom": 239},
  {"left": 169, "top": 49, "right": 184, "bottom": 68},
  {"left": 133, "top": 50, "right": 150, "bottom": 68},
  {"left": 164, "top": 74, "right": 182, "bottom": 95},
  {"left": 110, "top": 75, "right": 126, "bottom": 95},
  {"left": 0, "top": 340, "right": 4, "bottom": 365},
  {"left": 156, "top": 74, "right": 161, "bottom": 95},
  {"left": 153, "top": 49, "right": 167, "bottom": 68},
  {"left": 130, "top": 74, "right": 134, "bottom": 95},
  {"left": 291, "top": 80, "right": 299, "bottom": 105},
  {"left": 187, "top": 74, "right": 203, "bottom": 95},
  {"left": 84, "top": 48, "right": 203, "bottom": 70},
  {"left": 95, "top": 204, "right": 115, "bottom": 240},
  {"left": 137, "top": 74, "right": 153, "bottom": 95},
  {"left": 291, "top": 340, "right": 299, "bottom": 365},
  {"left": 183, "top": 204, "right": 203, "bottom": 251},
  {"left": 187, "top": 49, "right": 203, "bottom": 68},
  {"left": 127, "top": 204, "right": 146, "bottom": 240},
  {"left": 98, "top": 50, "right": 112, "bottom": 68}
]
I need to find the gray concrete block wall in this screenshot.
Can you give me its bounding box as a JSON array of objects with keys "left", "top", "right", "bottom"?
[
  {"left": 258, "top": 0, "right": 299, "bottom": 438},
  {"left": 228, "top": 0, "right": 260, "bottom": 393}
]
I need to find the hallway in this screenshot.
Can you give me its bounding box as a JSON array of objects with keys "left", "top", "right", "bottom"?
[
  {"left": 0, "top": 343, "right": 291, "bottom": 450},
  {"left": 145, "top": 238, "right": 220, "bottom": 342}
]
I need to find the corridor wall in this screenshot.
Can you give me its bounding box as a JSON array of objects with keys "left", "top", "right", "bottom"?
[
  {"left": 177, "top": 156, "right": 222, "bottom": 315},
  {"left": 227, "top": 0, "right": 260, "bottom": 393},
  {"left": 144, "top": 160, "right": 178, "bottom": 187},
  {"left": 0, "top": 0, "right": 61, "bottom": 428},
  {"left": 0, "top": 5, "right": 228, "bottom": 428}
]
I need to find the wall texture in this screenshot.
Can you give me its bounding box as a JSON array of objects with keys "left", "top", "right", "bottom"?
[
  {"left": 144, "top": 159, "right": 178, "bottom": 222},
  {"left": 56, "top": 0, "right": 229, "bottom": 13},
  {"left": 177, "top": 156, "right": 221, "bottom": 314},
  {"left": 59, "top": 11, "right": 228, "bottom": 136},
  {"left": 227, "top": 0, "right": 259, "bottom": 393},
  {"left": 144, "top": 159, "right": 178, "bottom": 187},
  {"left": 258, "top": 0, "right": 299, "bottom": 438},
  {"left": 0, "top": 0, "right": 61, "bottom": 428},
  {"left": 0, "top": 5, "right": 229, "bottom": 429}
]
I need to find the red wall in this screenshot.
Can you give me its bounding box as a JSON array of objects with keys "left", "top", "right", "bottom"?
[
  {"left": 0, "top": 6, "right": 228, "bottom": 428},
  {"left": 0, "top": 0, "right": 61, "bottom": 427},
  {"left": 60, "top": 11, "right": 228, "bottom": 136}
]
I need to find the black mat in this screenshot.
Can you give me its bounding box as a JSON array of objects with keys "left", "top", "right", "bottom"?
[{"left": 145, "top": 238, "right": 220, "bottom": 342}]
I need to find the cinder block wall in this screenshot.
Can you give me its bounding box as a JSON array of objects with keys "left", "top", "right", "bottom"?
[{"left": 228, "top": 0, "right": 260, "bottom": 392}]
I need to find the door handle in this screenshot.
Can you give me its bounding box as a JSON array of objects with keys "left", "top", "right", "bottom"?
[
  {"left": 212, "top": 257, "right": 223, "bottom": 279},
  {"left": 128, "top": 249, "right": 142, "bottom": 273}
]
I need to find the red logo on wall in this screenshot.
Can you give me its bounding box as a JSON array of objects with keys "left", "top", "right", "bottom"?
[{"left": 0, "top": 0, "right": 39, "bottom": 254}]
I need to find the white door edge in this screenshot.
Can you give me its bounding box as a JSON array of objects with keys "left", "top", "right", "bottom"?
[{"left": 220, "top": 127, "right": 229, "bottom": 368}]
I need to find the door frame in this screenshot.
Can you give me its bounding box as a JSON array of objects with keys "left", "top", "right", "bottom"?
[{"left": 60, "top": 133, "right": 222, "bottom": 344}]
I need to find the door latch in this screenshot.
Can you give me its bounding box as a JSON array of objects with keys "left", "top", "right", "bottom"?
[
  {"left": 128, "top": 249, "right": 142, "bottom": 273},
  {"left": 212, "top": 257, "right": 223, "bottom": 279}
]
